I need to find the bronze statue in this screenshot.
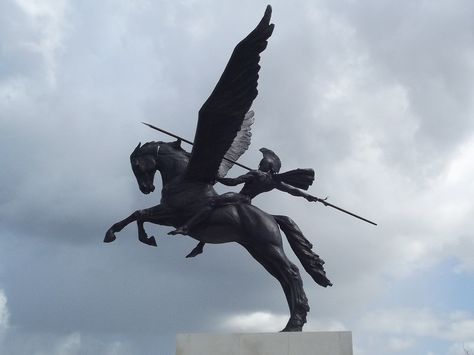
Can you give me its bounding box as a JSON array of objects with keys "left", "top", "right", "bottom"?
[{"left": 105, "top": 5, "right": 342, "bottom": 332}]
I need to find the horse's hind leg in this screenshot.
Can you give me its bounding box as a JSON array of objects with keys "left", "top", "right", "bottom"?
[{"left": 243, "top": 243, "right": 310, "bottom": 332}]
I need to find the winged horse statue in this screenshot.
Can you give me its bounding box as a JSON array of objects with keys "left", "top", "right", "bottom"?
[{"left": 104, "top": 5, "right": 331, "bottom": 332}]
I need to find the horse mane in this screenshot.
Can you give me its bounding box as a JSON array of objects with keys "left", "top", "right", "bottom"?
[
  {"left": 131, "top": 141, "right": 191, "bottom": 159},
  {"left": 169, "top": 142, "right": 191, "bottom": 159},
  {"left": 159, "top": 141, "right": 191, "bottom": 159}
]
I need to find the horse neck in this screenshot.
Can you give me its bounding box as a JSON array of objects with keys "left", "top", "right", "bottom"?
[{"left": 157, "top": 154, "right": 189, "bottom": 186}]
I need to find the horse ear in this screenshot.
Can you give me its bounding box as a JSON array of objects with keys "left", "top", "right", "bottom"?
[{"left": 133, "top": 142, "right": 142, "bottom": 154}]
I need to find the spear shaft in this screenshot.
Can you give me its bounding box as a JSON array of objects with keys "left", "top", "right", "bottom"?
[
  {"left": 313, "top": 198, "right": 377, "bottom": 226},
  {"left": 142, "top": 121, "right": 377, "bottom": 226},
  {"left": 141, "top": 122, "right": 251, "bottom": 171}
]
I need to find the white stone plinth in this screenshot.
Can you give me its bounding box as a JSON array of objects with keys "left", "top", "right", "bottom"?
[{"left": 176, "top": 331, "right": 353, "bottom": 355}]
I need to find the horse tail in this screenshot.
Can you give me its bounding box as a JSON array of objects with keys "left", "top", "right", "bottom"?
[{"left": 273, "top": 215, "right": 333, "bottom": 287}]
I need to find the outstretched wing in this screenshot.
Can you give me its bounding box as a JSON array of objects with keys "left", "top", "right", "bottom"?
[{"left": 184, "top": 5, "right": 274, "bottom": 183}]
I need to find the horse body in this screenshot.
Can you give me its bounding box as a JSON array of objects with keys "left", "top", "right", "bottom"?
[
  {"left": 105, "top": 141, "right": 320, "bottom": 331},
  {"left": 191, "top": 204, "right": 282, "bottom": 245}
]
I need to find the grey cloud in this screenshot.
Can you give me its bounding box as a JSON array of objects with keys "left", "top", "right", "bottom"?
[
  {"left": 326, "top": 0, "right": 474, "bottom": 160},
  {"left": 1, "top": 1, "right": 473, "bottom": 354}
]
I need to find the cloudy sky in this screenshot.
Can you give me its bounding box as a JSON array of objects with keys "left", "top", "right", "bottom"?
[{"left": 1, "top": 0, "right": 473, "bottom": 354}]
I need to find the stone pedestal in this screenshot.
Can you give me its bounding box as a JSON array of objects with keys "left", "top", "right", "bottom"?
[{"left": 176, "top": 331, "right": 353, "bottom": 355}]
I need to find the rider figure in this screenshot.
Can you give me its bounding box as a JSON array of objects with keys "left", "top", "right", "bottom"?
[
  {"left": 220, "top": 148, "right": 319, "bottom": 201},
  {"left": 169, "top": 148, "right": 325, "bottom": 257}
]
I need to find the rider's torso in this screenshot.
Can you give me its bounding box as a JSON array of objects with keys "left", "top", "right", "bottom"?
[{"left": 240, "top": 171, "right": 276, "bottom": 200}]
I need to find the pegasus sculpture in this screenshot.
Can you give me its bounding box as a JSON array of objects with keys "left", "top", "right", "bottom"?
[{"left": 104, "top": 5, "right": 332, "bottom": 332}]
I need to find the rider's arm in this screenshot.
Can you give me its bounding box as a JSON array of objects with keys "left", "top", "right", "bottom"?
[{"left": 217, "top": 172, "right": 255, "bottom": 186}]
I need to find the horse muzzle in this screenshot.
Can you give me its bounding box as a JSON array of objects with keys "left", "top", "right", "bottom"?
[{"left": 139, "top": 184, "right": 155, "bottom": 194}]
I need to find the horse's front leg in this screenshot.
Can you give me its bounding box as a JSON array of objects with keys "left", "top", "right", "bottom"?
[
  {"left": 137, "top": 219, "right": 157, "bottom": 246},
  {"left": 105, "top": 204, "right": 175, "bottom": 246},
  {"left": 104, "top": 210, "right": 141, "bottom": 243}
]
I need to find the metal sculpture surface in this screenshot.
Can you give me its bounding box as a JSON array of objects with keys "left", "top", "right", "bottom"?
[{"left": 105, "top": 6, "right": 336, "bottom": 331}]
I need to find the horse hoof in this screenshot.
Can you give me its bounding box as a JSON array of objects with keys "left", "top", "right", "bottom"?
[
  {"left": 141, "top": 236, "right": 157, "bottom": 247},
  {"left": 185, "top": 243, "right": 204, "bottom": 258},
  {"left": 104, "top": 230, "right": 116, "bottom": 243},
  {"left": 281, "top": 317, "right": 304, "bottom": 332},
  {"left": 280, "top": 325, "right": 303, "bottom": 332},
  {"left": 185, "top": 248, "right": 203, "bottom": 258}
]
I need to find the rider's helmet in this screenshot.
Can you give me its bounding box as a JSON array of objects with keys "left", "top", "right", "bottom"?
[{"left": 258, "top": 148, "right": 281, "bottom": 174}]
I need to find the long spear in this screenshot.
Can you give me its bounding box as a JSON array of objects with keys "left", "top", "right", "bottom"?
[
  {"left": 142, "top": 122, "right": 377, "bottom": 226},
  {"left": 312, "top": 198, "right": 377, "bottom": 226},
  {"left": 142, "top": 122, "right": 250, "bottom": 171}
]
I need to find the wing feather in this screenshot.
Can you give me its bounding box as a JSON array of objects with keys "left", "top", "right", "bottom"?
[{"left": 217, "top": 110, "right": 255, "bottom": 177}]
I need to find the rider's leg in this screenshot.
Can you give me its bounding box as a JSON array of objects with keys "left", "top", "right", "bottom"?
[
  {"left": 168, "top": 206, "right": 213, "bottom": 235},
  {"left": 169, "top": 193, "right": 250, "bottom": 236}
]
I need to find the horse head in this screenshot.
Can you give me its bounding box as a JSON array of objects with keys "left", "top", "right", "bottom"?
[{"left": 130, "top": 140, "right": 190, "bottom": 194}]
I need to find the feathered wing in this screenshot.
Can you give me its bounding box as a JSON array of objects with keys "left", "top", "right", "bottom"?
[
  {"left": 217, "top": 110, "right": 254, "bottom": 178},
  {"left": 184, "top": 6, "right": 274, "bottom": 183}
]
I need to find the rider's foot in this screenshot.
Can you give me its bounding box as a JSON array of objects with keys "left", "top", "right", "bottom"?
[{"left": 168, "top": 226, "right": 189, "bottom": 236}]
